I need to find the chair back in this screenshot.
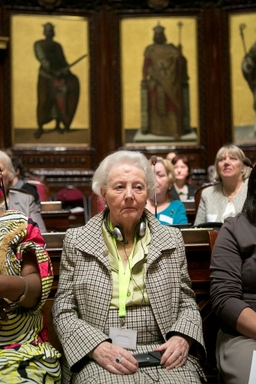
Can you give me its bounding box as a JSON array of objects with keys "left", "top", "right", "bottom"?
[
  {"left": 88, "top": 192, "right": 105, "bottom": 219},
  {"left": 56, "top": 185, "right": 88, "bottom": 223},
  {"left": 25, "top": 177, "right": 50, "bottom": 202},
  {"left": 207, "top": 229, "right": 219, "bottom": 253},
  {"left": 194, "top": 181, "right": 220, "bottom": 215}
]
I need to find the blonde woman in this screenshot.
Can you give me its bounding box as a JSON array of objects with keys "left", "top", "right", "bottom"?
[{"left": 194, "top": 144, "right": 251, "bottom": 225}]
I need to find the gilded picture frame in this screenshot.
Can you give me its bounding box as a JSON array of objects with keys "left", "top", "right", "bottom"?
[
  {"left": 11, "top": 14, "right": 90, "bottom": 146},
  {"left": 120, "top": 15, "right": 199, "bottom": 145}
]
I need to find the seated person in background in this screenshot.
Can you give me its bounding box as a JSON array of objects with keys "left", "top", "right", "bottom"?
[
  {"left": 170, "top": 154, "right": 196, "bottom": 201},
  {"left": 11, "top": 156, "right": 40, "bottom": 205},
  {"left": 147, "top": 157, "right": 188, "bottom": 225},
  {"left": 52, "top": 150, "right": 206, "bottom": 384},
  {"left": 194, "top": 144, "right": 250, "bottom": 226},
  {"left": 0, "top": 209, "right": 61, "bottom": 383},
  {"left": 0, "top": 151, "right": 46, "bottom": 233},
  {"left": 210, "top": 162, "right": 256, "bottom": 384}
]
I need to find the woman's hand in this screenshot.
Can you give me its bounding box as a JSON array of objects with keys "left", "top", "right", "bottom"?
[
  {"left": 92, "top": 341, "right": 138, "bottom": 374},
  {"left": 155, "top": 334, "right": 191, "bottom": 370}
]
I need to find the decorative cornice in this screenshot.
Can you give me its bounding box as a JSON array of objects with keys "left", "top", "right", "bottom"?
[{"left": 1, "top": 0, "right": 256, "bottom": 10}]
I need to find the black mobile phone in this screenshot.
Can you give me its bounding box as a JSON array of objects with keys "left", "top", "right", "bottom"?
[{"left": 133, "top": 351, "right": 162, "bottom": 367}]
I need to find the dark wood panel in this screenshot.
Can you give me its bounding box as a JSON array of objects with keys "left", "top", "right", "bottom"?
[
  {"left": 0, "top": 0, "right": 256, "bottom": 194},
  {"left": 11, "top": 147, "right": 96, "bottom": 198},
  {"left": 31, "top": 169, "right": 94, "bottom": 198},
  {"left": 41, "top": 210, "right": 70, "bottom": 232},
  {"left": 202, "top": 7, "right": 232, "bottom": 166},
  {"left": 11, "top": 146, "right": 96, "bottom": 169}
]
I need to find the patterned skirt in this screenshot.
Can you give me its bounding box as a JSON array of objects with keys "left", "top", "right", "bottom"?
[
  {"left": 63, "top": 305, "right": 204, "bottom": 384},
  {"left": 0, "top": 342, "right": 61, "bottom": 383}
]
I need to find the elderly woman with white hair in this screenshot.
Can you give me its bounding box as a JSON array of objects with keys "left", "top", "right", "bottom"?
[
  {"left": 52, "top": 150, "right": 206, "bottom": 383},
  {"left": 194, "top": 144, "right": 251, "bottom": 226},
  {"left": 0, "top": 151, "right": 46, "bottom": 232}
]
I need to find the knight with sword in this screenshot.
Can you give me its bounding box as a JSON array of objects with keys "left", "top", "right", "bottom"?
[{"left": 34, "top": 22, "right": 87, "bottom": 139}]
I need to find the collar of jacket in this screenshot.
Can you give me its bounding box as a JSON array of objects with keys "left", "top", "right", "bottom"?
[{"left": 74, "top": 209, "right": 177, "bottom": 265}]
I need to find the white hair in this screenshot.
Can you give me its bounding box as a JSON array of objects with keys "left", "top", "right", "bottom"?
[
  {"left": 92, "top": 150, "right": 155, "bottom": 199},
  {"left": 0, "top": 150, "right": 16, "bottom": 180}
]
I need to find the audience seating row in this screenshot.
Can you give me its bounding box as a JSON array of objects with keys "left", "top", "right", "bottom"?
[
  {"left": 28, "top": 169, "right": 218, "bottom": 230},
  {"left": 41, "top": 194, "right": 197, "bottom": 231},
  {"left": 42, "top": 228, "right": 219, "bottom": 383},
  {"left": 35, "top": 178, "right": 226, "bottom": 232}
]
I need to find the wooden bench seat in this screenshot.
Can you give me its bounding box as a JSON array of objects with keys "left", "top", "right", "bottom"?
[
  {"left": 42, "top": 298, "right": 63, "bottom": 354},
  {"left": 184, "top": 229, "right": 219, "bottom": 382},
  {"left": 43, "top": 232, "right": 65, "bottom": 297}
]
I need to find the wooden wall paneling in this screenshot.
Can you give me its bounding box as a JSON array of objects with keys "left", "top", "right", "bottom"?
[
  {"left": 196, "top": 6, "right": 207, "bottom": 169},
  {"left": 1, "top": 0, "right": 256, "bottom": 180},
  {"left": 92, "top": 8, "right": 122, "bottom": 163},
  {"left": 111, "top": 9, "right": 123, "bottom": 155},
  {"left": 87, "top": 9, "right": 100, "bottom": 166},
  {"left": 11, "top": 146, "right": 96, "bottom": 197},
  {"left": 88, "top": 9, "right": 98, "bottom": 164},
  {"left": 0, "top": 7, "right": 6, "bottom": 150},
  {"left": 200, "top": 6, "right": 230, "bottom": 167},
  {"left": 12, "top": 146, "right": 95, "bottom": 170},
  {"left": 118, "top": 144, "right": 204, "bottom": 167},
  {"left": 221, "top": 7, "right": 233, "bottom": 149},
  {"left": 1, "top": 6, "right": 11, "bottom": 149}
]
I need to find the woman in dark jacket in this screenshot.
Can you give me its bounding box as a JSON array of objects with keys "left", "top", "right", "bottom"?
[
  {"left": 210, "top": 160, "right": 256, "bottom": 384},
  {"left": 170, "top": 155, "right": 196, "bottom": 201}
]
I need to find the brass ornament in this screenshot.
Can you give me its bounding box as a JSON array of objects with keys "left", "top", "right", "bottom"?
[
  {"left": 38, "top": 0, "right": 62, "bottom": 10},
  {"left": 147, "top": 0, "right": 169, "bottom": 10}
]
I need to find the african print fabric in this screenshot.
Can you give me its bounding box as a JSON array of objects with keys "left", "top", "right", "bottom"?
[{"left": 0, "top": 210, "right": 61, "bottom": 383}]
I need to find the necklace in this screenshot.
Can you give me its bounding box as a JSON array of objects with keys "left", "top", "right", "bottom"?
[{"left": 222, "top": 182, "right": 244, "bottom": 202}]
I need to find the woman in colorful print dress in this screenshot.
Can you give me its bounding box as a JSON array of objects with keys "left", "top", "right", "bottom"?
[{"left": 0, "top": 209, "right": 61, "bottom": 383}]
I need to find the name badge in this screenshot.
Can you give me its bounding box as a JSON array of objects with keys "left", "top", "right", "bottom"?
[
  {"left": 248, "top": 350, "right": 256, "bottom": 384},
  {"left": 159, "top": 214, "right": 173, "bottom": 225},
  {"left": 109, "top": 327, "right": 137, "bottom": 350}
]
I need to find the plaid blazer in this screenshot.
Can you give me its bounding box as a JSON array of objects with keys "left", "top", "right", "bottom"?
[{"left": 52, "top": 209, "right": 205, "bottom": 372}]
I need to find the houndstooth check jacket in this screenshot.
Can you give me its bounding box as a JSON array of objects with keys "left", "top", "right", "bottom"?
[{"left": 52, "top": 209, "right": 205, "bottom": 373}]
